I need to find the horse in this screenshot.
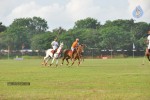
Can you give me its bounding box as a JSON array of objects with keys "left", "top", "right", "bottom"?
[
  {"left": 145, "top": 48, "right": 150, "bottom": 61},
  {"left": 80, "top": 44, "right": 87, "bottom": 62},
  {"left": 42, "top": 42, "right": 64, "bottom": 67},
  {"left": 80, "top": 52, "right": 85, "bottom": 62},
  {"left": 61, "top": 44, "right": 85, "bottom": 66}
]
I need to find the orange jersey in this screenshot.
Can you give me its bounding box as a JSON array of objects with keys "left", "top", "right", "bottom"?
[{"left": 71, "top": 41, "right": 78, "bottom": 48}]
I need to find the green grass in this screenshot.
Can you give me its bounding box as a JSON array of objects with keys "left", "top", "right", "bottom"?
[{"left": 0, "top": 58, "right": 150, "bottom": 100}]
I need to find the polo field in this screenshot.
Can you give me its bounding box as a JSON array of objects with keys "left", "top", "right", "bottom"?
[{"left": 0, "top": 58, "right": 150, "bottom": 100}]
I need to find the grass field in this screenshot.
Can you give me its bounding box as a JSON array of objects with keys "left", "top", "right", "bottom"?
[{"left": 0, "top": 58, "right": 150, "bottom": 100}]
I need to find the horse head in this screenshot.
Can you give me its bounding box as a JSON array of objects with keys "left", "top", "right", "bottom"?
[
  {"left": 81, "top": 44, "right": 87, "bottom": 48},
  {"left": 60, "top": 42, "right": 64, "bottom": 48},
  {"left": 81, "top": 44, "right": 87, "bottom": 52},
  {"left": 77, "top": 44, "right": 86, "bottom": 53}
]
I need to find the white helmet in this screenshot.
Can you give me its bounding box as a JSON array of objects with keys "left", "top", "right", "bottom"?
[{"left": 76, "top": 38, "right": 79, "bottom": 41}]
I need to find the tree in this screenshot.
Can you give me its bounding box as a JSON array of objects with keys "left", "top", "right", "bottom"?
[
  {"left": 0, "top": 22, "right": 6, "bottom": 32},
  {"left": 28, "top": 17, "right": 48, "bottom": 34},
  {"left": 6, "top": 26, "right": 29, "bottom": 49},
  {"left": 59, "top": 29, "right": 74, "bottom": 49},
  {"left": 72, "top": 28, "right": 100, "bottom": 48},
  {"left": 5, "top": 17, "right": 48, "bottom": 50},
  {"left": 131, "top": 22, "right": 149, "bottom": 49},
  {"left": 99, "top": 26, "right": 132, "bottom": 50},
  {"left": 74, "top": 17, "right": 101, "bottom": 29},
  {"left": 31, "top": 32, "right": 55, "bottom": 50},
  {"left": 0, "top": 22, "right": 7, "bottom": 49},
  {"left": 10, "top": 17, "right": 48, "bottom": 35},
  {"left": 104, "top": 19, "right": 134, "bottom": 32},
  {"left": 52, "top": 27, "right": 66, "bottom": 39}
]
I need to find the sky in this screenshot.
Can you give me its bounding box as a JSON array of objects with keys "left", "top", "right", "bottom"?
[{"left": 0, "top": 0, "right": 150, "bottom": 31}]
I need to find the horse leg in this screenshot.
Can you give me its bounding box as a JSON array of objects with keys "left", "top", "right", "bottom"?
[
  {"left": 66, "top": 58, "right": 70, "bottom": 66},
  {"left": 71, "top": 58, "right": 76, "bottom": 66},
  {"left": 50, "top": 57, "right": 55, "bottom": 66},
  {"left": 42, "top": 56, "right": 46, "bottom": 65},
  {"left": 77, "top": 58, "right": 81, "bottom": 66},
  {"left": 145, "top": 48, "right": 150, "bottom": 61},
  {"left": 61, "top": 57, "right": 64, "bottom": 65},
  {"left": 42, "top": 56, "right": 49, "bottom": 66},
  {"left": 145, "top": 52, "right": 150, "bottom": 61},
  {"left": 81, "top": 56, "right": 84, "bottom": 62},
  {"left": 56, "top": 59, "right": 58, "bottom": 67},
  {"left": 61, "top": 56, "right": 66, "bottom": 65},
  {"left": 146, "top": 54, "right": 150, "bottom": 61},
  {"left": 46, "top": 56, "right": 51, "bottom": 66}
]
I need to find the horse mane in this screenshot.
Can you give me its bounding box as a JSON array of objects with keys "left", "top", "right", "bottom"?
[{"left": 76, "top": 45, "right": 83, "bottom": 53}]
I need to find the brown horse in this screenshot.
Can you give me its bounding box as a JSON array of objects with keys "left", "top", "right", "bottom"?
[
  {"left": 145, "top": 48, "right": 150, "bottom": 61},
  {"left": 61, "top": 44, "right": 85, "bottom": 66}
]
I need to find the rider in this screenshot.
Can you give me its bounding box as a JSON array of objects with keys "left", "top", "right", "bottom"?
[
  {"left": 51, "top": 37, "right": 59, "bottom": 57},
  {"left": 71, "top": 38, "right": 79, "bottom": 58},
  {"left": 146, "top": 30, "right": 150, "bottom": 54}
]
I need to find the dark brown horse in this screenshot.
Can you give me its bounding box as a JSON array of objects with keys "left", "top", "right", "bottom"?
[
  {"left": 61, "top": 44, "right": 85, "bottom": 66},
  {"left": 145, "top": 48, "right": 150, "bottom": 61}
]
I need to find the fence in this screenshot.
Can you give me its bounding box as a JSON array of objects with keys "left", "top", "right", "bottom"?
[
  {"left": 0, "top": 48, "right": 145, "bottom": 59},
  {"left": 85, "top": 48, "right": 145, "bottom": 58}
]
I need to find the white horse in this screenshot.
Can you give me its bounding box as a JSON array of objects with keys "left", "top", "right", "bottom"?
[{"left": 42, "top": 42, "right": 64, "bottom": 67}]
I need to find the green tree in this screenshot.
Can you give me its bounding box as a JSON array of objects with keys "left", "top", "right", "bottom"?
[
  {"left": 74, "top": 17, "right": 101, "bottom": 29},
  {"left": 0, "top": 22, "right": 6, "bottom": 32},
  {"left": 28, "top": 17, "right": 48, "bottom": 34},
  {"left": 104, "top": 19, "right": 134, "bottom": 32},
  {"left": 0, "top": 22, "right": 7, "bottom": 49},
  {"left": 99, "top": 26, "right": 132, "bottom": 50},
  {"left": 6, "top": 23, "right": 29, "bottom": 49},
  {"left": 31, "top": 32, "right": 56, "bottom": 50},
  {"left": 5, "top": 17, "right": 48, "bottom": 50},
  {"left": 59, "top": 33, "right": 72, "bottom": 49},
  {"left": 131, "top": 22, "right": 149, "bottom": 49}
]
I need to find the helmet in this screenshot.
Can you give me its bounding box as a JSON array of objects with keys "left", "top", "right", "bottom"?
[
  {"left": 76, "top": 38, "right": 79, "bottom": 41},
  {"left": 54, "top": 38, "right": 58, "bottom": 41}
]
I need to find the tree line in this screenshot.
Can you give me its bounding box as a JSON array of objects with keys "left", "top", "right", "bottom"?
[{"left": 0, "top": 17, "right": 150, "bottom": 52}]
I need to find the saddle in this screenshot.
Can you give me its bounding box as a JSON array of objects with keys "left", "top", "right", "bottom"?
[{"left": 51, "top": 49, "right": 58, "bottom": 54}]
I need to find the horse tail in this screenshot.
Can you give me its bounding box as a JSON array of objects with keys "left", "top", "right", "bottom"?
[
  {"left": 63, "top": 49, "right": 71, "bottom": 57},
  {"left": 63, "top": 49, "right": 67, "bottom": 53}
]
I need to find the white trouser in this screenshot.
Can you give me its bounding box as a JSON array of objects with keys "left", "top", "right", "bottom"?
[
  {"left": 71, "top": 47, "right": 75, "bottom": 52},
  {"left": 53, "top": 46, "right": 57, "bottom": 50},
  {"left": 148, "top": 44, "right": 150, "bottom": 49}
]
